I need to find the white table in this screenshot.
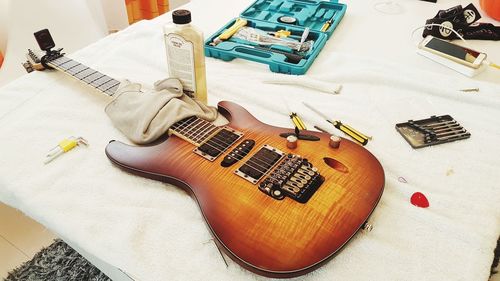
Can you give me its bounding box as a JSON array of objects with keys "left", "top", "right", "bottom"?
[{"left": 1, "top": 0, "right": 499, "bottom": 280}]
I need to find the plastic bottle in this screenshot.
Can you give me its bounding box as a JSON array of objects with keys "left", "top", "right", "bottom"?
[{"left": 163, "top": 10, "right": 207, "bottom": 104}]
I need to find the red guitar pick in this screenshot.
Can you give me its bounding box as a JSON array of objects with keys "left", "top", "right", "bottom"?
[{"left": 410, "top": 192, "right": 429, "bottom": 208}]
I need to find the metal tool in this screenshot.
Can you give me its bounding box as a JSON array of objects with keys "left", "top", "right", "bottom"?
[
  {"left": 395, "top": 115, "right": 471, "bottom": 148},
  {"left": 278, "top": 16, "right": 297, "bottom": 25},
  {"left": 320, "top": 12, "right": 337, "bottom": 32},
  {"left": 253, "top": 46, "right": 304, "bottom": 64},
  {"left": 44, "top": 136, "right": 88, "bottom": 164},
  {"left": 303, "top": 102, "right": 370, "bottom": 145},
  {"left": 297, "top": 27, "right": 310, "bottom": 51},
  {"left": 210, "top": 18, "right": 247, "bottom": 46}
]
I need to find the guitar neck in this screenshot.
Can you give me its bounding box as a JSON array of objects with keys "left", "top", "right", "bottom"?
[
  {"left": 47, "top": 56, "right": 121, "bottom": 96},
  {"left": 46, "top": 55, "right": 220, "bottom": 146}
]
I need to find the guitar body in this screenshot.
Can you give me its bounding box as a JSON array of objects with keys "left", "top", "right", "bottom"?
[
  {"left": 25, "top": 36, "right": 383, "bottom": 278},
  {"left": 105, "top": 101, "right": 385, "bottom": 278}
]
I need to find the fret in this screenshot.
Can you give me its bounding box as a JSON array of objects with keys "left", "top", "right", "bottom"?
[
  {"left": 176, "top": 117, "right": 197, "bottom": 135},
  {"left": 89, "top": 75, "right": 112, "bottom": 88},
  {"left": 66, "top": 64, "right": 87, "bottom": 75},
  {"left": 192, "top": 121, "right": 214, "bottom": 143},
  {"left": 75, "top": 68, "right": 97, "bottom": 80},
  {"left": 98, "top": 79, "right": 120, "bottom": 93},
  {"left": 50, "top": 57, "right": 71, "bottom": 67},
  {"left": 105, "top": 84, "right": 120, "bottom": 96},
  {"left": 196, "top": 123, "right": 218, "bottom": 143},
  {"left": 170, "top": 117, "right": 190, "bottom": 130},
  {"left": 184, "top": 119, "right": 208, "bottom": 142},
  {"left": 170, "top": 117, "right": 195, "bottom": 133},
  {"left": 82, "top": 72, "right": 105, "bottom": 83},
  {"left": 58, "top": 60, "right": 80, "bottom": 71}
]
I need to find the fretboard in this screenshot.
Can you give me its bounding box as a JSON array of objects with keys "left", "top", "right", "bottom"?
[
  {"left": 47, "top": 55, "right": 220, "bottom": 146},
  {"left": 48, "top": 56, "right": 121, "bottom": 96},
  {"left": 170, "top": 116, "right": 220, "bottom": 146}
]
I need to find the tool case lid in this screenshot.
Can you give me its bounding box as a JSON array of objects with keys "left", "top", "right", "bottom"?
[{"left": 239, "top": 0, "right": 346, "bottom": 36}]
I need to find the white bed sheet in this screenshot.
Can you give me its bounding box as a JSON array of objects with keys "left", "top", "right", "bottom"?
[{"left": 1, "top": 0, "right": 499, "bottom": 280}]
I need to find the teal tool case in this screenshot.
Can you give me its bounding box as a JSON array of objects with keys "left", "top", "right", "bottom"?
[{"left": 204, "top": 0, "right": 346, "bottom": 75}]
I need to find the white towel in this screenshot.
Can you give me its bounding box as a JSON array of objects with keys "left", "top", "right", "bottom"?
[{"left": 0, "top": 15, "right": 499, "bottom": 281}]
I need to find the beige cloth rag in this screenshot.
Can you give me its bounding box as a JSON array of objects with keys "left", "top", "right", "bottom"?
[{"left": 105, "top": 78, "right": 217, "bottom": 144}]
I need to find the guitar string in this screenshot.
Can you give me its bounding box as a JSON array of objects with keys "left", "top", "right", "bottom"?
[
  {"left": 51, "top": 58, "right": 283, "bottom": 182},
  {"left": 189, "top": 121, "right": 214, "bottom": 143},
  {"left": 234, "top": 152, "right": 283, "bottom": 177},
  {"left": 173, "top": 119, "right": 242, "bottom": 153},
  {"left": 52, "top": 58, "right": 118, "bottom": 96},
  {"left": 53, "top": 57, "right": 237, "bottom": 152},
  {"left": 53, "top": 57, "right": 274, "bottom": 172},
  {"left": 219, "top": 141, "right": 284, "bottom": 175},
  {"left": 177, "top": 119, "right": 215, "bottom": 144}
]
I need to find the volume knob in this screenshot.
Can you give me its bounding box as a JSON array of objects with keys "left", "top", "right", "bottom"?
[
  {"left": 286, "top": 135, "right": 298, "bottom": 149},
  {"left": 329, "top": 135, "right": 341, "bottom": 148}
]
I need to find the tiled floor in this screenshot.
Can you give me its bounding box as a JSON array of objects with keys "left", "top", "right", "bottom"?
[{"left": 0, "top": 202, "right": 56, "bottom": 279}]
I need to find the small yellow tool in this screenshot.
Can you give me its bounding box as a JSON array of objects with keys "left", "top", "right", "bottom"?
[
  {"left": 273, "top": 30, "right": 291, "bottom": 38},
  {"left": 303, "top": 102, "right": 370, "bottom": 145},
  {"left": 210, "top": 18, "right": 247, "bottom": 46},
  {"left": 44, "top": 136, "right": 88, "bottom": 164},
  {"left": 290, "top": 112, "right": 307, "bottom": 130},
  {"left": 320, "top": 12, "right": 336, "bottom": 32}
]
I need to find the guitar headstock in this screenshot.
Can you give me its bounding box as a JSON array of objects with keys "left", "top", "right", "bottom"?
[
  {"left": 23, "top": 29, "right": 64, "bottom": 73},
  {"left": 23, "top": 49, "right": 45, "bottom": 72}
]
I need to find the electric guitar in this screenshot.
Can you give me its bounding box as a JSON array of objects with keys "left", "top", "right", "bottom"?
[{"left": 28, "top": 44, "right": 385, "bottom": 278}]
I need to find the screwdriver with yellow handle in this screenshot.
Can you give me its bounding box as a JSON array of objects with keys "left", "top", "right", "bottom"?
[
  {"left": 302, "top": 102, "right": 370, "bottom": 145},
  {"left": 320, "top": 12, "right": 337, "bottom": 32},
  {"left": 210, "top": 18, "right": 247, "bottom": 46},
  {"left": 290, "top": 112, "right": 307, "bottom": 130}
]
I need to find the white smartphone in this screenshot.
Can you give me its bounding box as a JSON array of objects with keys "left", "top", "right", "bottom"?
[{"left": 418, "top": 36, "right": 486, "bottom": 69}]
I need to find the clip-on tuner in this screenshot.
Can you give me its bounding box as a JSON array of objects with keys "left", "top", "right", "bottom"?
[{"left": 34, "top": 29, "right": 64, "bottom": 69}]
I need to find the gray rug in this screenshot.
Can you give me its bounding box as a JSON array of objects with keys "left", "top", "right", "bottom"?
[{"left": 5, "top": 239, "right": 110, "bottom": 281}]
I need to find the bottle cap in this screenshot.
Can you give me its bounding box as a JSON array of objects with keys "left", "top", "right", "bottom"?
[{"left": 172, "top": 9, "right": 191, "bottom": 24}]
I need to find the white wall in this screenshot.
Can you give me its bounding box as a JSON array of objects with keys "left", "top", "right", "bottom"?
[
  {"left": 99, "top": 0, "right": 129, "bottom": 32},
  {"left": 0, "top": 0, "right": 109, "bottom": 86},
  {"left": 0, "top": 0, "right": 9, "bottom": 54}
]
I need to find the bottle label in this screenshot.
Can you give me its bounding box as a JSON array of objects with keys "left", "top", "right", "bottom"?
[{"left": 165, "top": 33, "right": 196, "bottom": 97}]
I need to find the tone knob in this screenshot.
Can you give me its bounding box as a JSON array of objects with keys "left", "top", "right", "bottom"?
[
  {"left": 286, "top": 135, "right": 298, "bottom": 149},
  {"left": 329, "top": 135, "right": 341, "bottom": 148}
]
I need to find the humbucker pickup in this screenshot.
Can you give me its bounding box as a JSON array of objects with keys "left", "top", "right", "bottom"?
[
  {"left": 194, "top": 127, "right": 243, "bottom": 161},
  {"left": 235, "top": 145, "right": 285, "bottom": 184}
]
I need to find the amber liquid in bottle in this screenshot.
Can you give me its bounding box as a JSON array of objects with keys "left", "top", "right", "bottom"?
[{"left": 163, "top": 10, "right": 207, "bottom": 104}]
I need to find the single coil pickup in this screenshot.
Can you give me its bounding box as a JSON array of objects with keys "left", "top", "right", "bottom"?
[
  {"left": 258, "top": 154, "right": 324, "bottom": 203},
  {"left": 194, "top": 127, "right": 243, "bottom": 161},
  {"left": 235, "top": 145, "right": 285, "bottom": 184},
  {"left": 221, "top": 139, "right": 255, "bottom": 167}
]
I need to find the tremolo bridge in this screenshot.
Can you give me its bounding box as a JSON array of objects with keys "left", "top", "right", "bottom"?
[{"left": 235, "top": 145, "right": 324, "bottom": 203}]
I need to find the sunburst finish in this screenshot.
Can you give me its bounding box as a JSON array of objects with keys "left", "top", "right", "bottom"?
[{"left": 105, "top": 101, "right": 385, "bottom": 278}]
